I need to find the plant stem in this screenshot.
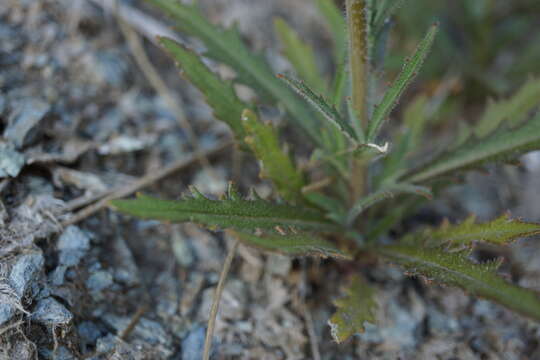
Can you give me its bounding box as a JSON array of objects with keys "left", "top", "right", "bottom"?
[
  {"left": 203, "top": 239, "right": 239, "bottom": 360},
  {"left": 346, "top": 0, "right": 371, "bottom": 201},
  {"left": 346, "top": 0, "right": 369, "bottom": 127}
]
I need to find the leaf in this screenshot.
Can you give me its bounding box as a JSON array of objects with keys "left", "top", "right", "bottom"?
[
  {"left": 402, "top": 112, "right": 540, "bottom": 183},
  {"left": 146, "top": 0, "right": 323, "bottom": 144},
  {"left": 278, "top": 74, "right": 358, "bottom": 141},
  {"left": 475, "top": 77, "right": 540, "bottom": 137},
  {"left": 347, "top": 183, "right": 432, "bottom": 226},
  {"left": 227, "top": 230, "right": 351, "bottom": 259},
  {"left": 159, "top": 37, "right": 250, "bottom": 143},
  {"left": 274, "top": 18, "right": 326, "bottom": 92},
  {"left": 328, "top": 276, "right": 377, "bottom": 343},
  {"left": 241, "top": 109, "right": 305, "bottom": 203},
  {"left": 110, "top": 184, "right": 338, "bottom": 233},
  {"left": 423, "top": 214, "right": 540, "bottom": 248},
  {"left": 367, "top": 23, "right": 438, "bottom": 141},
  {"left": 314, "top": 0, "right": 347, "bottom": 63},
  {"left": 403, "top": 94, "right": 429, "bottom": 150},
  {"left": 378, "top": 244, "right": 540, "bottom": 321}
]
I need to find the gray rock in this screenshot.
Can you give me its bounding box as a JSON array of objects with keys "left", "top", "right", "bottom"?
[
  {"left": 171, "top": 227, "right": 195, "bottom": 267},
  {"left": 0, "top": 142, "right": 25, "bottom": 178},
  {"left": 182, "top": 325, "right": 217, "bottom": 360},
  {"left": 9, "top": 252, "right": 44, "bottom": 298},
  {"left": 57, "top": 225, "right": 91, "bottom": 267},
  {"left": 4, "top": 98, "right": 50, "bottom": 148},
  {"left": 95, "top": 334, "right": 117, "bottom": 353},
  {"left": 86, "top": 270, "right": 113, "bottom": 292},
  {"left": 31, "top": 297, "right": 72, "bottom": 325},
  {"left": 0, "top": 302, "right": 16, "bottom": 326},
  {"left": 103, "top": 315, "right": 171, "bottom": 347},
  {"left": 51, "top": 226, "right": 91, "bottom": 286}
]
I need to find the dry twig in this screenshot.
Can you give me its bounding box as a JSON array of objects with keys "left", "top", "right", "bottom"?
[
  {"left": 203, "top": 239, "right": 239, "bottom": 360},
  {"left": 61, "top": 141, "right": 231, "bottom": 227}
]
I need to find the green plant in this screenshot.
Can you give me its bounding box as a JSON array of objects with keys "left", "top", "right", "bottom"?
[{"left": 111, "top": 0, "right": 540, "bottom": 345}]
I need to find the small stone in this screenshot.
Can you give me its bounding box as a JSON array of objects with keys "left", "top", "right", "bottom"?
[
  {"left": 9, "top": 252, "right": 44, "bottom": 298},
  {"left": 0, "top": 303, "right": 16, "bottom": 326},
  {"left": 0, "top": 142, "right": 25, "bottom": 178},
  {"left": 95, "top": 334, "right": 117, "bottom": 353},
  {"left": 4, "top": 98, "right": 50, "bottom": 148},
  {"left": 31, "top": 297, "right": 72, "bottom": 325},
  {"left": 57, "top": 226, "right": 91, "bottom": 267},
  {"left": 182, "top": 325, "right": 215, "bottom": 360},
  {"left": 86, "top": 270, "right": 113, "bottom": 292},
  {"left": 171, "top": 227, "right": 195, "bottom": 267}
]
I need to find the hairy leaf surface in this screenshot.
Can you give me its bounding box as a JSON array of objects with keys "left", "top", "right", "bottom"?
[
  {"left": 159, "top": 37, "right": 250, "bottom": 142},
  {"left": 146, "top": 0, "right": 323, "bottom": 144},
  {"left": 111, "top": 186, "right": 338, "bottom": 232},
  {"left": 403, "top": 113, "right": 540, "bottom": 183},
  {"left": 420, "top": 214, "right": 540, "bottom": 248},
  {"left": 367, "top": 24, "right": 438, "bottom": 140},
  {"left": 328, "top": 276, "right": 377, "bottom": 343},
  {"left": 228, "top": 230, "right": 350, "bottom": 259},
  {"left": 347, "top": 183, "right": 432, "bottom": 225},
  {"left": 279, "top": 74, "right": 358, "bottom": 141},
  {"left": 475, "top": 77, "right": 540, "bottom": 137},
  {"left": 379, "top": 245, "right": 540, "bottom": 321},
  {"left": 241, "top": 109, "right": 305, "bottom": 203},
  {"left": 315, "top": 0, "right": 347, "bottom": 62}
]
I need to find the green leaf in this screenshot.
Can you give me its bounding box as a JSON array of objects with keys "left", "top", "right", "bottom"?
[
  {"left": 146, "top": 0, "right": 323, "bottom": 144},
  {"left": 110, "top": 184, "right": 338, "bottom": 233},
  {"left": 347, "top": 183, "right": 432, "bottom": 226},
  {"left": 367, "top": 23, "right": 438, "bottom": 141},
  {"left": 159, "top": 37, "right": 250, "bottom": 143},
  {"left": 422, "top": 214, "right": 540, "bottom": 248},
  {"left": 378, "top": 244, "right": 540, "bottom": 321},
  {"left": 274, "top": 18, "right": 326, "bottom": 92},
  {"left": 402, "top": 112, "right": 540, "bottom": 183},
  {"left": 331, "top": 59, "right": 348, "bottom": 107},
  {"left": 241, "top": 109, "right": 305, "bottom": 203},
  {"left": 328, "top": 276, "right": 377, "bottom": 343},
  {"left": 403, "top": 94, "right": 429, "bottom": 151},
  {"left": 475, "top": 77, "right": 540, "bottom": 137},
  {"left": 227, "top": 230, "right": 351, "bottom": 259},
  {"left": 314, "top": 0, "right": 347, "bottom": 63},
  {"left": 278, "top": 74, "right": 358, "bottom": 141}
]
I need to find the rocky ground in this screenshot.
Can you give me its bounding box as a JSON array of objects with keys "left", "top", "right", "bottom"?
[{"left": 1, "top": 0, "right": 539, "bottom": 359}]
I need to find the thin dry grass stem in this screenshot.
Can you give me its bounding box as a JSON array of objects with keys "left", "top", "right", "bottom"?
[
  {"left": 203, "top": 239, "right": 239, "bottom": 360},
  {"left": 116, "top": 11, "right": 219, "bottom": 181},
  {"left": 61, "top": 141, "right": 231, "bottom": 227},
  {"left": 303, "top": 304, "right": 322, "bottom": 360},
  {"left": 119, "top": 305, "right": 147, "bottom": 340}
]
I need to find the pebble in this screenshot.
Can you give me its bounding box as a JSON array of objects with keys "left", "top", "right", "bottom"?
[
  {"left": 31, "top": 297, "right": 72, "bottom": 325},
  {"left": 182, "top": 325, "right": 209, "bottom": 360},
  {"left": 57, "top": 226, "right": 91, "bottom": 267},
  {"left": 86, "top": 270, "right": 114, "bottom": 293},
  {"left": 0, "top": 142, "right": 25, "bottom": 178},
  {"left": 4, "top": 98, "right": 50, "bottom": 148},
  {"left": 10, "top": 252, "right": 44, "bottom": 298}
]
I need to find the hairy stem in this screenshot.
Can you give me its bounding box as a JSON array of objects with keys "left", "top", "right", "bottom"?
[
  {"left": 346, "top": 0, "right": 369, "bottom": 127},
  {"left": 346, "top": 0, "right": 371, "bottom": 201}
]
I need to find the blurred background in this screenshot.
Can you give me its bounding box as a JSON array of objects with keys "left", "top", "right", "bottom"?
[{"left": 1, "top": 0, "right": 539, "bottom": 359}]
